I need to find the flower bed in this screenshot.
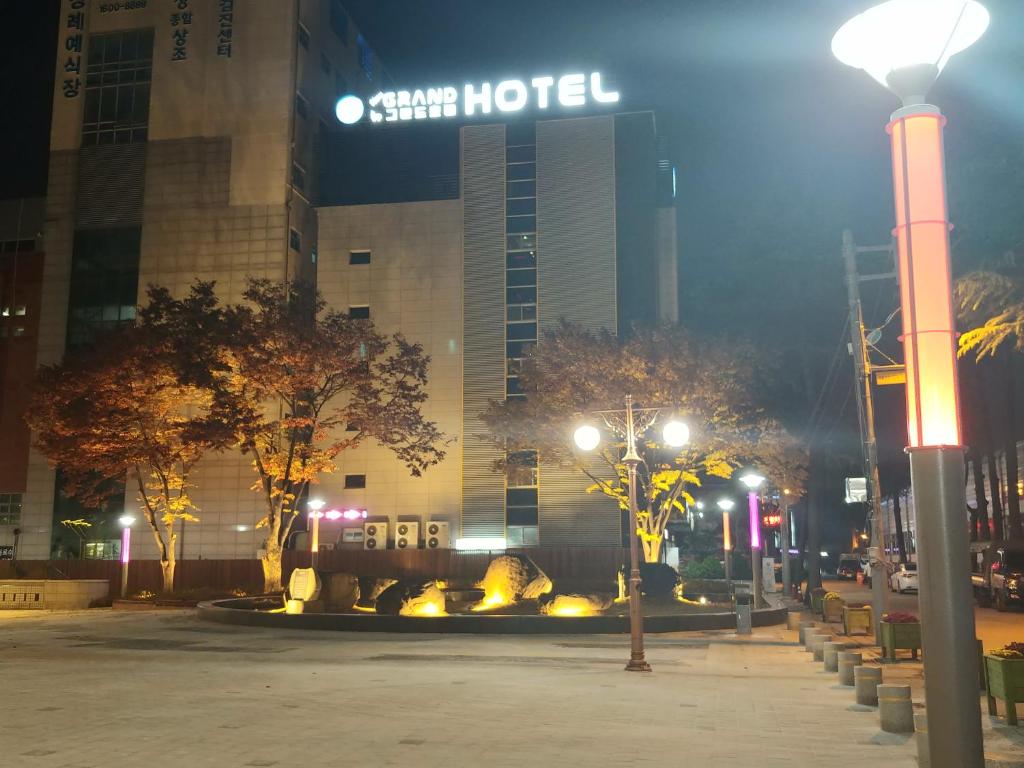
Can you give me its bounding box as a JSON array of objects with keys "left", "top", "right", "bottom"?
[
  {"left": 881, "top": 612, "right": 921, "bottom": 661},
  {"left": 986, "top": 643, "right": 1024, "bottom": 725}
]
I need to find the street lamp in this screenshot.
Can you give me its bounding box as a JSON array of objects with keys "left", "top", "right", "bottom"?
[
  {"left": 738, "top": 470, "right": 766, "bottom": 607},
  {"left": 574, "top": 395, "right": 689, "bottom": 672},
  {"left": 118, "top": 515, "right": 135, "bottom": 599},
  {"left": 716, "top": 498, "right": 735, "bottom": 584},
  {"left": 832, "top": 3, "right": 989, "bottom": 766},
  {"left": 308, "top": 498, "right": 326, "bottom": 568}
]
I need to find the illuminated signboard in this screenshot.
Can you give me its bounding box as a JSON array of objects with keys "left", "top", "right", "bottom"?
[
  {"left": 336, "top": 72, "right": 620, "bottom": 126},
  {"left": 762, "top": 514, "right": 782, "bottom": 528}
]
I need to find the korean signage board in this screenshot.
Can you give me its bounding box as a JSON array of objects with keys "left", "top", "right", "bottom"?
[{"left": 336, "top": 72, "right": 620, "bottom": 126}]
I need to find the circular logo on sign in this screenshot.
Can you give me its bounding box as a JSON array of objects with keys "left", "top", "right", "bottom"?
[{"left": 335, "top": 94, "right": 365, "bottom": 125}]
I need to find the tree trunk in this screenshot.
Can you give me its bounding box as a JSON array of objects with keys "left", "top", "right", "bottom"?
[
  {"left": 160, "top": 558, "right": 176, "bottom": 594},
  {"left": 989, "top": 454, "right": 1005, "bottom": 541},
  {"left": 262, "top": 542, "right": 284, "bottom": 593},
  {"left": 892, "top": 493, "right": 908, "bottom": 563},
  {"left": 642, "top": 532, "right": 662, "bottom": 564},
  {"left": 971, "top": 448, "right": 991, "bottom": 541}
]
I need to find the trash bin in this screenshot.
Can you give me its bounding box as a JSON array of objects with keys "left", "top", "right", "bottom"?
[{"left": 735, "top": 585, "right": 752, "bottom": 635}]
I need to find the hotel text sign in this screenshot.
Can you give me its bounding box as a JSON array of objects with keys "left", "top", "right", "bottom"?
[{"left": 335, "top": 72, "right": 620, "bottom": 125}]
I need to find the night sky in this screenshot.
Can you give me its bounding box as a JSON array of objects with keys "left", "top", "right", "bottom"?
[{"left": 2, "top": 1, "right": 1022, "bottom": 545}]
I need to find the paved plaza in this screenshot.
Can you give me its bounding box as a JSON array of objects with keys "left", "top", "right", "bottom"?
[{"left": 3, "top": 602, "right": 1024, "bottom": 767}]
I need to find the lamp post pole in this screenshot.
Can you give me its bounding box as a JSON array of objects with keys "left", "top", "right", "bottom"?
[
  {"left": 717, "top": 498, "right": 735, "bottom": 586},
  {"left": 832, "top": 4, "right": 990, "bottom": 765},
  {"left": 118, "top": 515, "right": 135, "bottom": 600},
  {"left": 308, "top": 499, "right": 325, "bottom": 569},
  {"left": 780, "top": 499, "right": 792, "bottom": 598},
  {"left": 622, "top": 396, "right": 651, "bottom": 672}
]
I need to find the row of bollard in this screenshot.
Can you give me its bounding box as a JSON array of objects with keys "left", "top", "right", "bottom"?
[{"left": 795, "top": 615, "right": 925, "bottom": 765}]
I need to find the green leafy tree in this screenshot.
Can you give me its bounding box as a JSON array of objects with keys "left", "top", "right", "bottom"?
[{"left": 482, "top": 322, "right": 807, "bottom": 563}]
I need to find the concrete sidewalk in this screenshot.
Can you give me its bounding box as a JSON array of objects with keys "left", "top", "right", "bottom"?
[{"left": 0, "top": 608, "right": 931, "bottom": 768}]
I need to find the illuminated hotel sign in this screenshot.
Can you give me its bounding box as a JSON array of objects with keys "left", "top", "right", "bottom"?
[{"left": 335, "top": 72, "right": 620, "bottom": 125}]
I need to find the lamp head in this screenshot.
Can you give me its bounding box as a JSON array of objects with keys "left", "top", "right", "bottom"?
[
  {"left": 573, "top": 424, "right": 601, "bottom": 452},
  {"left": 716, "top": 498, "right": 735, "bottom": 512},
  {"left": 831, "top": 0, "right": 989, "bottom": 105},
  {"left": 662, "top": 418, "right": 690, "bottom": 448},
  {"left": 308, "top": 498, "right": 326, "bottom": 512},
  {"left": 738, "top": 470, "right": 765, "bottom": 490},
  {"left": 118, "top": 515, "right": 135, "bottom": 527}
]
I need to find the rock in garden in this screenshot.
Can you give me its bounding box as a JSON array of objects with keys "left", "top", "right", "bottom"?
[
  {"left": 537, "top": 591, "right": 613, "bottom": 616},
  {"left": 356, "top": 576, "right": 398, "bottom": 609},
  {"left": 476, "top": 554, "right": 552, "bottom": 606},
  {"left": 375, "top": 580, "right": 446, "bottom": 616},
  {"left": 320, "top": 572, "right": 360, "bottom": 612}
]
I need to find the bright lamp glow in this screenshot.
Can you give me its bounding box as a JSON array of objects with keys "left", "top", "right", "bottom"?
[
  {"left": 324, "top": 510, "right": 343, "bottom": 521},
  {"left": 695, "top": 501, "right": 705, "bottom": 510},
  {"left": 455, "top": 537, "right": 507, "bottom": 551},
  {"left": 573, "top": 424, "right": 601, "bottom": 451},
  {"left": 308, "top": 499, "right": 326, "bottom": 512},
  {"left": 739, "top": 471, "right": 765, "bottom": 490},
  {"left": 118, "top": 515, "right": 135, "bottom": 527},
  {"left": 335, "top": 94, "right": 365, "bottom": 124},
  {"left": 716, "top": 498, "right": 735, "bottom": 512},
  {"left": 831, "top": 0, "right": 990, "bottom": 92},
  {"left": 662, "top": 419, "right": 690, "bottom": 448}
]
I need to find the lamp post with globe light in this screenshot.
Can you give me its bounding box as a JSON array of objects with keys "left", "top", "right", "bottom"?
[
  {"left": 738, "top": 470, "right": 766, "bottom": 607},
  {"left": 573, "top": 395, "right": 689, "bottom": 672},
  {"left": 832, "top": 2, "right": 990, "bottom": 764},
  {"left": 716, "top": 498, "right": 735, "bottom": 585},
  {"left": 307, "top": 498, "right": 326, "bottom": 568}
]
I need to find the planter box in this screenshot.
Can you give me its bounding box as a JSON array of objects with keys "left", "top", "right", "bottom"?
[
  {"left": 985, "top": 654, "right": 1024, "bottom": 725},
  {"left": 881, "top": 620, "right": 921, "bottom": 661},
  {"left": 822, "top": 598, "right": 845, "bottom": 622},
  {"left": 843, "top": 605, "right": 872, "bottom": 636},
  {"left": 810, "top": 591, "right": 825, "bottom": 614}
]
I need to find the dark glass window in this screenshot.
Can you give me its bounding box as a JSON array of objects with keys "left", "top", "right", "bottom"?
[
  {"left": 82, "top": 29, "right": 153, "bottom": 147},
  {"left": 507, "top": 163, "right": 536, "bottom": 181},
  {"left": 507, "top": 180, "right": 536, "bottom": 198},
  {"left": 506, "top": 145, "right": 536, "bottom": 163},
  {"left": 298, "top": 24, "right": 311, "bottom": 49},
  {"left": 507, "top": 233, "right": 536, "bottom": 250},
  {"left": 344, "top": 474, "right": 366, "bottom": 489},
  {"left": 506, "top": 122, "right": 536, "bottom": 145},
  {"left": 506, "top": 269, "right": 536, "bottom": 287},
  {"left": 295, "top": 92, "right": 309, "bottom": 119},
  {"left": 507, "top": 198, "right": 536, "bottom": 216},
  {"left": 349, "top": 305, "right": 370, "bottom": 319},
  {"left": 507, "top": 507, "right": 539, "bottom": 526},
  {"left": 506, "top": 286, "right": 536, "bottom": 305},
  {"left": 506, "top": 215, "right": 536, "bottom": 234},
  {"left": 506, "top": 250, "right": 536, "bottom": 269},
  {"left": 330, "top": 1, "right": 349, "bottom": 43},
  {"left": 349, "top": 250, "right": 371, "bottom": 265},
  {"left": 291, "top": 162, "right": 306, "bottom": 191},
  {"left": 357, "top": 34, "right": 374, "bottom": 80},
  {"left": 67, "top": 227, "right": 141, "bottom": 348},
  {"left": 506, "top": 340, "right": 535, "bottom": 359},
  {"left": 506, "top": 322, "right": 537, "bottom": 341},
  {"left": 289, "top": 229, "right": 301, "bottom": 251},
  {"left": 335, "top": 72, "right": 349, "bottom": 96},
  {"left": 320, "top": 53, "right": 332, "bottom": 75}
]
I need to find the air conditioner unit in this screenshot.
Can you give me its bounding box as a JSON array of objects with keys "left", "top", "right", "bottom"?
[
  {"left": 425, "top": 521, "right": 450, "bottom": 549},
  {"left": 395, "top": 522, "right": 419, "bottom": 550},
  {"left": 363, "top": 522, "right": 387, "bottom": 550}
]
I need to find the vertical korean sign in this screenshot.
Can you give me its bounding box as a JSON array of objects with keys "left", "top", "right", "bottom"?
[
  {"left": 61, "top": 0, "right": 88, "bottom": 98},
  {"left": 170, "top": 0, "right": 192, "bottom": 61}
]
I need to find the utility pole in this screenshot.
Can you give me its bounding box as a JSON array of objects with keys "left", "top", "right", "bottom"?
[{"left": 842, "top": 230, "right": 889, "bottom": 644}]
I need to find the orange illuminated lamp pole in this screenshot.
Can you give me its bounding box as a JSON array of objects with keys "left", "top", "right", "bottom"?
[
  {"left": 308, "top": 498, "right": 325, "bottom": 568},
  {"left": 716, "top": 498, "right": 735, "bottom": 585},
  {"left": 833, "top": 3, "right": 990, "bottom": 766}
]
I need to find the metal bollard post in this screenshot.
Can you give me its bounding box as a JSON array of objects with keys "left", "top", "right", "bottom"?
[
  {"left": 838, "top": 651, "right": 863, "bottom": 686},
  {"left": 823, "top": 641, "right": 847, "bottom": 672},
  {"left": 855, "top": 666, "right": 882, "bottom": 706},
  {"left": 878, "top": 684, "right": 914, "bottom": 733},
  {"left": 811, "top": 634, "right": 831, "bottom": 662}
]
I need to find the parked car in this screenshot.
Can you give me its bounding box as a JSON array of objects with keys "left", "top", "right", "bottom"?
[
  {"left": 971, "top": 541, "right": 1024, "bottom": 611},
  {"left": 837, "top": 554, "right": 863, "bottom": 580},
  {"left": 890, "top": 562, "right": 918, "bottom": 593}
]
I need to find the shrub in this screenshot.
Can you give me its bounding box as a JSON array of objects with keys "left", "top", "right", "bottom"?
[
  {"left": 682, "top": 556, "right": 725, "bottom": 580},
  {"left": 631, "top": 562, "right": 679, "bottom": 597},
  {"left": 882, "top": 612, "right": 919, "bottom": 623}
]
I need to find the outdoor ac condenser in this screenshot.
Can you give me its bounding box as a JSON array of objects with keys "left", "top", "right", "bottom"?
[
  {"left": 395, "top": 522, "right": 419, "bottom": 550},
  {"left": 363, "top": 522, "right": 387, "bottom": 550},
  {"left": 425, "top": 521, "right": 450, "bottom": 549}
]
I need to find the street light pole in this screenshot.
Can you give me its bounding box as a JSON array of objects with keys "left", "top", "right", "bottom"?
[
  {"left": 118, "top": 515, "right": 135, "bottom": 599},
  {"left": 622, "top": 396, "right": 650, "bottom": 672},
  {"left": 832, "top": 4, "right": 990, "bottom": 765},
  {"left": 717, "top": 498, "right": 735, "bottom": 586}
]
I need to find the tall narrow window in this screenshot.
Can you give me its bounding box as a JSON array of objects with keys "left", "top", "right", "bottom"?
[{"left": 82, "top": 29, "right": 154, "bottom": 147}]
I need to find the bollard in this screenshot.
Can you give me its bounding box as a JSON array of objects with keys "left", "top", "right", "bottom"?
[
  {"left": 854, "top": 665, "right": 882, "bottom": 706},
  {"left": 823, "top": 641, "right": 847, "bottom": 672},
  {"left": 787, "top": 611, "right": 803, "bottom": 631},
  {"left": 878, "top": 684, "right": 914, "bottom": 733},
  {"left": 915, "top": 712, "right": 929, "bottom": 768},
  {"left": 838, "top": 651, "right": 863, "bottom": 686},
  {"left": 800, "top": 622, "right": 817, "bottom": 647},
  {"left": 811, "top": 634, "right": 831, "bottom": 661}
]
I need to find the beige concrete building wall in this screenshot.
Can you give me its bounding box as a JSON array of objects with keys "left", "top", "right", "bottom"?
[{"left": 314, "top": 201, "right": 464, "bottom": 541}]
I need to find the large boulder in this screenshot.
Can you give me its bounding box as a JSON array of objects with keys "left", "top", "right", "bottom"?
[
  {"left": 619, "top": 562, "right": 680, "bottom": 598},
  {"left": 538, "top": 591, "right": 613, "bottom": 616},
  {"left": 475, "top": 554, "right": 552, "bottom": 608},
  {"left": 319, "top": 572, "right": 360, "bottom": 612},
  {"left": 356, "top": 576, "right": 398, "bottom": 609},
  {"left": 375, "top": 580, "right": 446, "bottom": 616}
]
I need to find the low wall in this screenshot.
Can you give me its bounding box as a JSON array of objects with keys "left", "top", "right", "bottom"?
[{"left": 0, "top": 579, "right": 109, "bottom": 610}]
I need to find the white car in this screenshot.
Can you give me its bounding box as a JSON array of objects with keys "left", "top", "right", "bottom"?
[{"left": 890, "top": 562, "right": 919, "bottom": 594}]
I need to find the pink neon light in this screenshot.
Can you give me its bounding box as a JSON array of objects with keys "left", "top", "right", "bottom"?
[
  {"left": 121, "top": 527, "right": 131, "bottom": 565},
  {"left": 324, "top": 510, "right": 343, "bottom": 521},
  {"left": 748, "top": 491, "right": 760, "bottom": 550},
  {"left": 342, "top": 509, "right": 367, "bottom": 520}
]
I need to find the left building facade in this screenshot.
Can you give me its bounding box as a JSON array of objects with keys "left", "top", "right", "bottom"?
[{"left": 3, "top": 0, "right": 385, "bottom": 561}]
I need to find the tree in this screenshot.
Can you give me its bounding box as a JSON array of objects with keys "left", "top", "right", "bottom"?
[
  {"left": 26, "top": 306, "right": 230, "bottom": 592},
  {"left": 481, "top": 322, "right": 807, "bottom": 563},
  {"left": 225, "top": 280, "right": 450, "bottom": 592}
]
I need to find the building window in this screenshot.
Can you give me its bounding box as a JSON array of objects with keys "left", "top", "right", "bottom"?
[
  {"left": 295, "top": 92, "right": 309, "bottom": 120},
  {"left": 289, "top": 229, "right": 301, "bottom": 251},
  {"left": 349, "top": 250, "right": 371, "bottom": 265},
  {"left": 357, "top": 34, "right": 374, "bottom": 80},
  {"left": 298, "top": 24, "right": 311, "bottom": 49},
  {"left": 507, "top": 525, "right": 540, "bottom": 547},
  {"left": 67, "top": 227, "right": 140, "bottom": 348},
  {"left": 348, "top": 305, "right": 370, "bottom": 320},
  {"left": 506, "top": 451, "right": 538, "bottom": 488},
  {"left": 291, "top": 162, "right": 306, "bottom": 192},
  {"left": 320, "top": 52, "right": 332, "bottom": 75},
  {"left": 344, "top": 474, "right": 366, "bottom": 489},
  {"left": 0, "top": 493, "right": 22, "bottom": 525},
  {"left": 335, "top": 72, "right": 349, "bottom": 96},
  {"left": 82, "top": 29, "right": 154, "bottom": 147},
  {"left": 330, "top": 1, "right": 350, "bottom": 43}
]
